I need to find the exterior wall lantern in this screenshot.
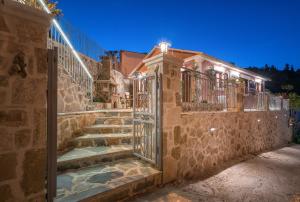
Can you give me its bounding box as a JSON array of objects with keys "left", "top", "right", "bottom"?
[{"left": 159, "top": 41, "right": 171, "bottom": 53}]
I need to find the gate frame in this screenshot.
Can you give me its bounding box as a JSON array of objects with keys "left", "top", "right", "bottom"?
[
  {"left": 47, "top": 47, "right": 58, "bottom": 202},
  {"left": 132, "top": 70, "right": 162, "bottom": 170}
]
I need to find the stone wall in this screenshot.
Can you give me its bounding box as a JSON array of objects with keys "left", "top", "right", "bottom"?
[
  {"left": 57, "top": 53, "right": 100, "bottom": 113},
  {"left": 143, "top": 53, "right": 293, "bottom": 184},
  {"left": 0, "top": 1, "right": 50, "bottom": 201},
  {"left": 167, "top": 111, "right": 292, "bottom": 181},
  {"left": 57, "top": 111, "right": 99, "bottom": 152},
  {"left": 57, "top": 68, "right": 90, "bottom": 113}
]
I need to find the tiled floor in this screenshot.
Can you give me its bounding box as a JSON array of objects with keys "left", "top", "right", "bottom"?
[{"left": 56, "top": 158, "right": 160, "bottom": 202}]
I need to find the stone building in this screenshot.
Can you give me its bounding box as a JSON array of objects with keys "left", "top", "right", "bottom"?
[{"left": 0, "top": 1, "right": 293, "bottom": 202}]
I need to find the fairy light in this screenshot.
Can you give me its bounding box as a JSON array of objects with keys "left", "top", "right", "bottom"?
[{"left": 37, "top": 0, "right": 93, "bottom": 79}]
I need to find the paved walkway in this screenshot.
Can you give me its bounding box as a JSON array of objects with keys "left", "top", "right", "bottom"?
[{"left": 134, "top": 145, "right": 300, "bottom": 202}]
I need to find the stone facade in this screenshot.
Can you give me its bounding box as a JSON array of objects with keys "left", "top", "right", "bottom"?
[
  {"left": 57, "top": 68, "right": 90, "bottom": 113},
  {"left": 57, "top": 111, "right": 100, "bottom": 153},
  {"left": 0, "top": 1, "right": 50, "bottom": 201},
  {"left": 57, "top": 110, "right": 132, "bottom": 153},
  {"left": 143, "top": 53, "right": 293, "bottom": 184},
  {"left": 57, "top": 53, "right": 100, "bottom": 113}
]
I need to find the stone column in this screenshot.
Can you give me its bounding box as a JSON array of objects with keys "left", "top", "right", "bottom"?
[
  {"left": 236, "top": 82, "right": 245, "bottom": 112},
  {"left": 0, "top": 1, "right": 50, "bottom": 201},
  {"left": 143, "top": 53, "right": 183, "bottom": 183}
]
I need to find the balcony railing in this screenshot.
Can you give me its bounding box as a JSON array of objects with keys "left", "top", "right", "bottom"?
[
  {"left": 181, "top": 68, "right": 237, "bottom": 112},
  {"left": 244, "top": 92, "right": 267, "bottom": 111},
  {"left": 180, "top": 68, "right": 288, "bottom": 112}
]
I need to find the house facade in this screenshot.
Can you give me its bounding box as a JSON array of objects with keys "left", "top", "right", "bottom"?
[{"left": 0, "top": 1, "right": 292, "bottom": 202}]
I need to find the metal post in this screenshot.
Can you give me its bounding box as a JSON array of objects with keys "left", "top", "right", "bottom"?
[{"left": 47, "top": 47, "right": 58, "bottom": 202}]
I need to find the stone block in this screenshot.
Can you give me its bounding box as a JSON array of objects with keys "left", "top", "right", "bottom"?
[
  {"left": 163, "top": 156, "right": 177, "bottom": 183},
  {"left": 21, "top": 149, "right": 46, "bottom": 196},
  {"left": 0, "top": 152, "right": 17, "bottom": 181},
  {"left": 0, "top": 128, "right": 13, "bottom": 152},
  {"left": 15, "top": 129, "right": 31, "bottom": 149},
  {"left": 0, "top": 110, "right": 27, "bottom": 127},
  {"left": 16, "top": 20, "right": 46, "bottom": 45},
  {"left": 173, "top": 126, "right": 181, "bottom": 145},
  {"left": 11, "top": 78, "right": 46, "bottom": 105},
  {"left": 0, "top": 16, "right": 9, "bottom": 32},
  {"left": 33, "top": 108, "right": 46, "bottom": 146},
  {"left": 0, "top": 89, "right": 6, "bottom": 105},
  {"left": 171, "top": 146, "right": 181, "bottom": 160},
  {"left": 0, "top": 184, "right": 14, "bottom": 202},
  {"left": 34, "top": 48, "right": 47, "bottom": 74},
  {"left": 0, "top": 75, "right": 8, "bottom": 87}
]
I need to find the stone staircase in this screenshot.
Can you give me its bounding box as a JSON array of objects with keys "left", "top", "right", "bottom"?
[{"left": 56, "top": 109, "right": 161, "bottom": 202}]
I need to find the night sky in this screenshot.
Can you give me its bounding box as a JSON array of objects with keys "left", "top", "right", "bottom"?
[{"left": 58, "top": 0, "right": 300, "bottom": 69}]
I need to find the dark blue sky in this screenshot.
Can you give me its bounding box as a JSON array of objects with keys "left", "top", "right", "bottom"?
[{"left": 58, "top": 0, "right": 300, "bottom": 68}]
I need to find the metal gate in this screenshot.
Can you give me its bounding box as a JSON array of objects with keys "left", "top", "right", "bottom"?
[{"left": 132, "top": 72, "right": 162, "bottom": 169}]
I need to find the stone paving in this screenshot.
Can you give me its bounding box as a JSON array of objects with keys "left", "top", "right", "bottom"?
[
  {"left": 134, "top": 145, "right": 300, "bottom": 202},
  {"left": 58, "top": 145, "right": 132, "bottom": 163},
  {"left": 56, "top": 158, "right": 160, "bottom": 202}
]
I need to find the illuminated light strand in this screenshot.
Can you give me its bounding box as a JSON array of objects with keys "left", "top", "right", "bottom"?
[{"left": 37, "top": 0, "right": 93, "bottom": 80}]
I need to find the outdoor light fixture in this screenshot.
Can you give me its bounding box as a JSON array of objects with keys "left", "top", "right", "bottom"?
[
  {"left": 210, "top": 128, "right": 217, "bottom": 132},
  {"left": 257, "top": 119, "right": 261, "bottom": 122},
  {"left": 159, "top": 41, "right": 171, "bottom": 53},
  {"left": 214, "top": 65, "right": 225, "bottom": 73},
  {"left": 230, "top": 70, "right": 240, "bottom": 78},
  {"left": 275, "top": 116, "right": 278, "bottom": 119}
]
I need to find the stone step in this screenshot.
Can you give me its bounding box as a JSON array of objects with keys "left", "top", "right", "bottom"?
[
  {"left": 73, "top": 133, "right": 133, "bottom": 147},
  {"left": 56, "top": 158, "right": 161, "bottom": 202},
  {"left": 95, "top": 116, "right": 133, "bottom": 125},
  {"left": 57, "top": 145, "right": 133, "bottom": 172},
  {"left": 93, "top": 109, "right": 133, "bottom": 118},
  {"left": 83, "top": 124, "right": 132, "bottom": 134}
]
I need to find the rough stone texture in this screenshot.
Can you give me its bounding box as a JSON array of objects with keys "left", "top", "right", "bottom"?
[
  {"left": 0, "top": 128, "right": 13, "bottom": 152},
  {"left": 57, "top": 52, "right": 102, "bottom": 113},
  {"left": 56, "top": 158, "right": 161, "bottom": 202},
  {"left": 57, "top": 68, "right": 90, "bottom": 113},
  {"left": 0, "top": 2, "right": 50, "bottom": 201},
  {"left": 0, "top": 152, "right": 17, "bottom": 181},
  {"left": 57, "top": 109, "right": 132, "bottom": 153},
  {"left": 174, "top": 111, "right": 292, "bottom": 180},
  {"left": 21, "top": 149, "right": 46, "bottom": 196},
  {"left": 143, "top": 53, "right": 293, "bottom": 184},
  {"left": 134, "top": 145, "right": 300, "bottom": 202},
  {"left": 0, "top": 184, "right": 14, "bottom": 202},
  {"left": 15, "top": 129, "right": 31, "bottom": 149}
]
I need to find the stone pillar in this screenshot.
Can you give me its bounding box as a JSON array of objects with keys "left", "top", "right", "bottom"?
[
  {"left": 236, "top": 82, "right": 245, "bottom": 112},
  {"left": 0, "top": 1, "right": 50, "bottom": 201},
  {"left": 143, "top": 53, "right": 183, "bottom": 183}
]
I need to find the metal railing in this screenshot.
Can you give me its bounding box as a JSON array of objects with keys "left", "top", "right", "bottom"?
[
  {"left": 48, "top": 25, "right": 93, "bottom": 99},
  {"left": 244, "top": 92, "right": 266, "bottom": 111},
  {"left": 283, "top": 99, "right": 289, "bottom": 111},
  {"left": 269, "top": 94, "right": 282, "bottom": 111},
  {"left": 181, "top": 68, "right": 236, "bottom": 112},
  {"left": 12, "top": 0, "right": 107, "bottom": 100}
]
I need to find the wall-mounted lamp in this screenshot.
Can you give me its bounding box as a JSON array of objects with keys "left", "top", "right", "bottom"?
[
  {"left": 159, "top": 41, "right": 171, "bottom": 53},
  {"left": 257, "top": 119, "right": 261, "bottom": 122},
  {"left": 210, "top": 128, "right": 217, "bottom": 132}
]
